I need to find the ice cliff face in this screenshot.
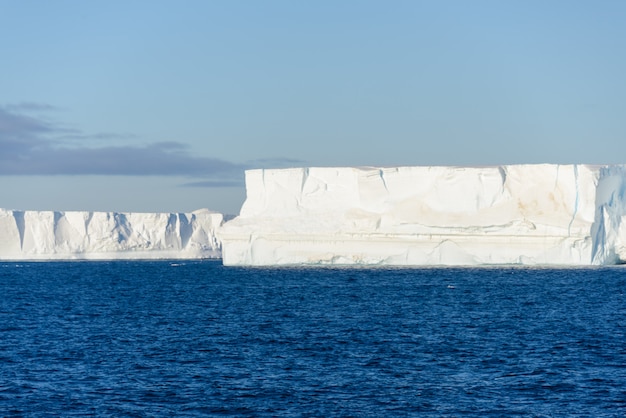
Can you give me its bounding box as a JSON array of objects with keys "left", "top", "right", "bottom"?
[
  {"left": 0, "top": 208, "right": 223, "bottom": 260},
  {"left": 220, "top": 164, "right": 626, "bottom": 266},
  {"left": 5, "top": 164, "right": 626, "bottom": 265}
]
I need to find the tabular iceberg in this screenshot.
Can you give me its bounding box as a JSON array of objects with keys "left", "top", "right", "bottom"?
[
  {"left": 0, "top": 208, "right": 223, "bottom": 260},
  {"left": 219, "top": 164, "right": 626, "bottom": 266}
]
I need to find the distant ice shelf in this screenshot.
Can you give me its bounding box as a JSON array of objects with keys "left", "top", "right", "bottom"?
[
  {"left": 0, "top": 208, "right": 223, "bottom": 260},
  {"left": 219, "top": 164, "right": 626, "bottom": 266}
]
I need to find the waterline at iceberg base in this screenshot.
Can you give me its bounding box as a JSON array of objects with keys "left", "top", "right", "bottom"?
[{"left": 219, "top": 164, "right": 626, "bottom": 266}]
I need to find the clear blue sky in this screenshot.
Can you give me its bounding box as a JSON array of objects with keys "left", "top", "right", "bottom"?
[{"left": 1, "top": 0, "right": 625, "bottom": 214}]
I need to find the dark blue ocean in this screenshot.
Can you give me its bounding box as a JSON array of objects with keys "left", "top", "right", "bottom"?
[{"left": 1, "top": 261, "right": 625, "bottom": 417}]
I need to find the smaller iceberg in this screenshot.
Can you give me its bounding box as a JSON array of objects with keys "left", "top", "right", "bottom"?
[{"left": 0, "top": 208, "right": 223, "bottom": 260}]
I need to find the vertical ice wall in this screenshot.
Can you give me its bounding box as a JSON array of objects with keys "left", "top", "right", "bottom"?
[
  {"left": 0, "top": 208, "right": 223, "bottom": 260},
  {"left": 220, "top": 164, "right": 626, "bottom": 266}
]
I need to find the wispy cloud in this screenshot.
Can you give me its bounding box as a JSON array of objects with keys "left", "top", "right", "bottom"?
[
  {"left": 59, "top": 132, "right": 139, "bottom": 142},
  {"left": 0, "top": 104, "right": 245, "bottom": 183},
  {"left": 247, "top": 157, "right": 306, "bottom": 168},
  {"left": 182, "top": 180, "right": 246, "bottom": 188},
  {"left": 5, "top": 102, "right": 63, "bottom": 112},
  {"left": 0, "top": 106, "right": 55, "bottom": 139}
]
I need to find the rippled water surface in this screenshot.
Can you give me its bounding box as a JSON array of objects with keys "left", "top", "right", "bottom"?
[{"left": 1, "top": 261, "right": 625, "bottom": 416}]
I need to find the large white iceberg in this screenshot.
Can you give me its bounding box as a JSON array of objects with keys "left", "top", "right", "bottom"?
[
  {"left": 219, "top": 164, "right": 626, "bottom": 266},
  {"left": 0, "top": 208, "right": 223, "bottom": 260}
]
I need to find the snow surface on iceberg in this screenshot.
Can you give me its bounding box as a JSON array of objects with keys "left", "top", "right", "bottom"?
[
  {"left": 0, "top": 208, "right": 223, "bottom": 260},
  {"left": 219, "top": 164, "right": 626, "bottom": 266}
]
